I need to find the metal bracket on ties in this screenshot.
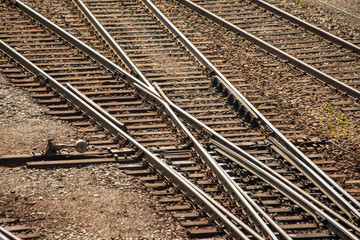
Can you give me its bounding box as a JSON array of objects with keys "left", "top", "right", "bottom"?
[
  {"left": 36, "top": 74, "right": 52, "bottom": 91},
  {"left": 106, "top": 147, "right": 119, "bottom": 161},
  {"left": 43, "top": 139, "right": 88, "bottom": 156},
  {"left": 134, "top": 150, "right": 144, "bottom": 161},
  {"left": 162, "top": 157, "right": 172, "bottom": 166},
  {"left": 211, "top": 76, "right": 224, "bottom": 92},
  {"left": 130, "top": 69, "right": 139, "bottom": 79},
  {"left": 34, "top": 74, "right": 46, "bottom": 85},
  {"left": 300, "top": 212, "right": 311, "bottom": 221},
  {"left": 205, "top": 67, "right": 215, "bottom": 77},
  {"left": 200, "top": 130, "right": 211, "bottom": 143},
  {"left": 171, "top": 184, "right": 181, "bottom": 194},
  {"left": 117, "top": 136, "right": 129, "bottom": 147},
  {"left": 113, "top": 69, "right": 125, "bottom": 80}
]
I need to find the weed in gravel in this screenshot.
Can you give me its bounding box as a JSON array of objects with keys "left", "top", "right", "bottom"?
[{"left": 319, "top": 104, "right": 353, "bottom": 139}]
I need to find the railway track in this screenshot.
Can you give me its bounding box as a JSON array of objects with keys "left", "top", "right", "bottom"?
[
  {"left": 0, "top": 0, "right": 360, "bottom": 239},
  {"left": 265, "top": 0, "right": 360, "bottom": 45},
  {"left": 0, "top": 220, "right": 38, "bottom": 240},
  {"left": 171, "top": 0, "right": 360, "bottom": 99}
]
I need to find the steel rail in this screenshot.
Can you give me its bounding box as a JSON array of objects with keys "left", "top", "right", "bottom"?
[
  {"left": 146, "top": 83, "right": 263, "bottom": 239},
  {"left": 67, "top": 0, "right": 284, "bottom": 236},
  {"left": 154, "top": 83, "right": 289, "bottom": 240},
  {"left": 4, "top": 0, "right": 359, "bottom": 236},
  {"left": 141, "top": 0, "right": 260, "bottom": 126},
  {"left": 315, "top": 0, "right": 360, "bottom": 20},
  {"left": 66, "top": 1, "right": 286, "bottom": 237},
  {"left": 173, "top": 0, "right": 360, "bottom": 100},
  {"left": 143, "top": 0, "right": 360, "bottom": 219},
  {"left": 0, "top": 41, "right": 253, "bottom": 240},
  {"left": 211, "top": 141, "right": 359, "bottom": 240},
  {"left": 6, "top": 0, "right": 160, "bottom": 98},
  {"left": 171, "top": 96, "right": 360, "bottom": 234},
  {"left": 251, "top": 0, "right": 360, "bottom": 54},
  {"left": 66, "top": 83, "right": 126, "bottom": 131},
  {"left": 0, "top": 3, "right": 261, "bottom": 237},
  {"left": 64, "top": 0, "right": 360, "bottom": 227},
  {"left": 159, "top": 96, "right": 360, "bottom": 239},
  {"left": 218, "top": 136, "right": 360, "bottom": 235},
  {"left": 0, "top": 233, "right": 10, "bottom": 240},
  {"left": 5, "top": 0, "right": 360, "bottom": 217},
  {"left": 117, "top": 78, "right": 262, "bottom": 238},
  {"left": 0, "top": 227, "right": 21, "bottom": 240},
  {"left": 0, "top": 40, "right": 126, "bottom": 137},
  {"left": 71, "top": 0, "right": 155, "bottom": 91}
]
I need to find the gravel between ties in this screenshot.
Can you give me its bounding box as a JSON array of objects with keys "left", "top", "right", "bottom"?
[
  {"left": 0, "top": 73, "right": 187, "bottom": 239},
  {"left": 157, "top": 0, "right": 360, "bottom": 181},
  {"left": 1, "top": 0, "right": 360, "bottom": 238},
  {"left": 265, "top": 0, "right": 360, "bottom": 43},
  {"left": 0, "top": 74, "right": 79, "bottom": 155}
]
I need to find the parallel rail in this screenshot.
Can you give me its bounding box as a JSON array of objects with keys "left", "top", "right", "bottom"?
[
  {"left": 174, "top": 0, "right": 360, "bottom": 100},
  {"left": 0, "top": 40, "right": 253, "bottom": 240},
  {"left": 1, "top": 0, "right": 360, "bottom": 239},
  {"left": 251, "top": 0, "right": 360, "bottom": 54},
  {"left": 141, "top": 0, "right": 360, "bottom": 220}
]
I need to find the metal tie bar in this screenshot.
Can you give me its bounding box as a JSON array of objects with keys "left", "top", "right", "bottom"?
[{"left": 0, "top": 40, "right": 251, "bottom": 240}]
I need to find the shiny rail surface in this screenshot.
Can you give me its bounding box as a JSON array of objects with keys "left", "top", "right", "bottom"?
[
  {"left": 140, "top": 0, "right": 360, "bottom": 219},
  {"left": 0, "top": 37, "right": 252, "bottom": 240},
  {"left": 0, "top": 226, "right": 22, "bottom": 240},
  {"left": 174, "top": 0, "right": 360, "bottom": 99},
  {"left": 0, "top": 0, "right": 360, "bottom": 239}
]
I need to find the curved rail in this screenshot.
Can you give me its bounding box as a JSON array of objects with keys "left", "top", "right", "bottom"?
[
  {"left": 2, "top": 0, "right": 360, "bottom": 238},
  {"left": 127, "top": 0, "right": 360, "bottom": 237},
  {"left": 0, "top": 2, "right": 263, "bottom": 237},
  {"left": 154, "top": 83, "right": 289, "bottom": 240},
  {"left": 71, "top": 0, "right": 154, "bottom": 91},
  {"left": 174, "top": 0, "right": 360, "bottom": 100},
  {"left": 211, "top": 141, "right": 358, "bottom": 240},
  {"left": 9, "top": 0, "right": 160, "bottom": 98},
  {"left": 0, "top": 40, "right": 126, "bottom": 137},
  {"left": 71, "top": 0, "right": 288, "bottom": 238},
  {"left": 160, "top": 96, "right": 359, "bottom": 240},
  {"left": 0, "top": 40, "right": 253, "bottom": 240},
  {"left": 141, "top": 0, "right": 360, "bottom": 220},
  {"left": 140, "top": 0, "right": 259, "bottom": 124},
  {"left": 75, "top": 0, "right": 360, "bottom": 235}
]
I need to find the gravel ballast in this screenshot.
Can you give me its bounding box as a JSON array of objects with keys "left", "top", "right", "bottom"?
[
  {"left": 1, "top": 0, "right": 360, "bottom": 238},
  {"left": 0, "top": 164, "right": 186, "bottom": 239},
  {"left": 0, "top": 72, "right": 187, "bottom": 239}
]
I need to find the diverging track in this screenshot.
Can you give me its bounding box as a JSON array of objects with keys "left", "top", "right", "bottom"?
[
  {"left": 173, "top": 0, "right": 360, "bottom": 99},
  {"left": 0, "top": 0, "right": 360, "bottom": 239}
]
